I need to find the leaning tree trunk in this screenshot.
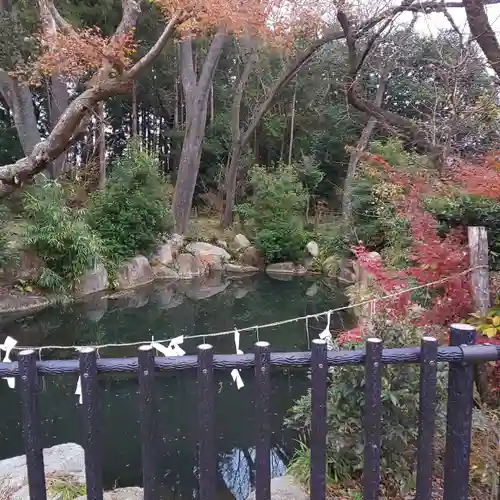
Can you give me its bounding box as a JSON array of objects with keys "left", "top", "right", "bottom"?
[
  {"left": 172, "top": 30, "right": 227, "bottom": 234},
  {"left": 342, "top": 67, "right": 388, "bottom": 220}
]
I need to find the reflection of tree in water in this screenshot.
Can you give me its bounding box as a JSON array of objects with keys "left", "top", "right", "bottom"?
[{"left": 219, "top": 447, "right": 286, "bottom": 500}]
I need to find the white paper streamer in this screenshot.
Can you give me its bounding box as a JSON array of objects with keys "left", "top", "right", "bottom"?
[
  {"left": 231, "top": 368, "right": 244, "bottom": 389},
  {"left": 231, "top": 328, "right": 244, "bottom": 390},
  {"left": 152, "top": 335, "right": 185, "bottom": 357},
  {"left": 75, "top": 376, "right": 82, "bottom": 404},
  {"left": 0, "top": 336, "right": 17, "bottom": 389},
  {"left": 318, "top": 310, "right": 335, "bottom": 350}
]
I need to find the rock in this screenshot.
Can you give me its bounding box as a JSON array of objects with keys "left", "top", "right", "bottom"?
[
  {"left": 0, "top": 443, "right": 85, "bottom": 500},
  {"left": 266, "top": 262, "right": 307, "bottom": 276},
  {"left": 151, "top": 243, "right": 174, "bottom": 267},
  {"left": 247, "top": 476, "right": 307, "bottom": 500},
  {"left": 303, "top": 256, "right": 315, "bottom": 271},
  {"left": 225, "top": 263, "right": 259, "bottom": 274},
  {"left": 106, "top": 287, "right": 150, "bottom": 309},
  {"left": 185, "top": 242, "right": 231, "bottom": 262},
  {"left": 217, "top": 239, "right": 228, "bottom": 249},
  {"left": 75, "top": 488, "right": 143, "bottom": 500},
  {"left": 240, "top": 246, "right": 264, "bottom": 268},
  {"left": 75, "top": 264, "right": 108, "bottom": 297},
  {"left": 176, "top": 253, "right": 207, "bottom": 279},
  {"left": 233, "top": 233, "right": 251, "bottom": 250},
  {"left": 199, "top": 252, "right": 224, "bottom": 271},
  {"left": 153, "top": 283, "right": 184, "bottom": 310},
  {"left": 184, "top": 279, "right": 229, "bottom": 300},
  {"left": 117, "top": 255, "right": 154, "bottom": 290},
  {"left": 81, "top": 294, "right": 108, "bottom": 322},
  {"left": 0, "top": 292, "right": 49, "bottom": 314},
  {"left": 0, "top": 250, "right": 43, "bottom": 283},
  {"left": 170, "top": 233, "right": 184, "bottom": 253},
  {"left": 306, "top": 241, "right": 319, "bottom": 257},
  {"left": 306, "top": 283, "right": 318, "bottom": 297},
  {"left": 152, "top": 264, "right": 179, "bottom": 280}
]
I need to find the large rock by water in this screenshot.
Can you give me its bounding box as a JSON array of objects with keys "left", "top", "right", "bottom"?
[
  {"left": 117, "top": 255, "right": 154, "bottom": 289},
  {"left": 0, "top": 443, "right": 85, "bottom": 500},
  {"left": 233, "top": 233, "right": 251, "bottom": 250},
  {"left": 0, "top": 291, "right": 49, "bottom": 314},
  {"left": 151, "top": 264, "right": 179, "bottom": 280},
  {"left": 0, "top": 250, "right": 43, "bottom": 283},
  {"left": 247, "top": 476, "right": 307, "bottom": 500},
  {"left": 225, "top": 263, "right": 259, "bottom": 274},
  {"left": 176, "top": 253, "right": 207, "bottom": 279},
  {"left": 185, "top": 242, "right": 231, "bottom": 262},
  {"left": 239, "top": 246, "right": 264, "bottom": 268},
  {"left": 266, "top": 262, "right": 307, "bottom": 276},
  {"left": 75, "top": 264, "right": 108, "bottom": 296},
  {"left": 151, "top": 243, "right": 175, "bottom": 267}
]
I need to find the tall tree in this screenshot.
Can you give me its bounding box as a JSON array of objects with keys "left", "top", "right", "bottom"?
[{"left": 172, "top": 30, "right": 228, "bottom": 233}]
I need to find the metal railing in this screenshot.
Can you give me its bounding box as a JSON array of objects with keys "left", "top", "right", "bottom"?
[{"left": 0, "top": 323, "right": 499, "bottom": 500}]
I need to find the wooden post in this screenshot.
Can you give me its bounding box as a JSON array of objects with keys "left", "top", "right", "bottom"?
[
  {"left": 468, "top": 226, "right": 490, "bottom": 316},
  {"left": 467, "top": 226, "right": 492, "bottom": 406}
]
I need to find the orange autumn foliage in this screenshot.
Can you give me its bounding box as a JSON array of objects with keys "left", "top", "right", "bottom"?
[
  {"left": 19, "top": 28, "right": 136, "bottom": 84},
  {"left": 21, "top": 0, "right": 325, "bottom": 83}
]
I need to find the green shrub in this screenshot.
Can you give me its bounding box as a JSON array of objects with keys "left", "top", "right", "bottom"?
[
  {"left": 87, "top": 141, "right": 173, "bottom": 266},
  {"left": 370, "top": 138, "right": 423, "bottom": 169},
  {"left": 236, "top": 163, "right": 309, "bottom": 263},
  {"left": 22, "top": 182, "right": 103, "bottom": 293},
  {"left": 256, "top": 221, "right": 308, "bottom": 263},
  {"left": 286, "top": 319, "right": 447, "bottom": 494}
]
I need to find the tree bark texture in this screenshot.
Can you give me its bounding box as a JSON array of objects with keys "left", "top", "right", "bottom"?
[{"left": 172, "top": 30, "right": 227, "bottom": 234}]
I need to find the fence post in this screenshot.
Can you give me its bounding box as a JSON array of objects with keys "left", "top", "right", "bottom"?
[
  {"left": 198, "top": 344, "right": 215, "bottom": 500},
  {"left": 19, "top": 349, "right": 47, "bottom": 500},
  {"left": 415, "top": 336, "right": 438, "bottom": 500},
  {"left": 467, "top": 226, "right": 493, "bottom": 408},
  {"left": 255, "top": 341, "right": 271, "bottom": 500},
  {"left": 310, "top": 339, "right": 328, "bottom": 500},
  {"left": 443, "top": 323, "right": 476, "bottom": 500},
  {"left": 363, "top": 337, "right": 383, "bottom": 500},
  {"left": 138, "top": 345, "right": 157, "bottom": 500},
  {"left": 79, "top": 346, "right": 103, "bottom": 500}
]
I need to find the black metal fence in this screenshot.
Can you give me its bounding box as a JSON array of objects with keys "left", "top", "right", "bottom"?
[{"left": 0, "top": 323, "right": 499, "bottom": 500}]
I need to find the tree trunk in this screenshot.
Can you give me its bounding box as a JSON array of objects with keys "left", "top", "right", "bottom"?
[
  {"left": 0, "top": 71, "right": 41, "bottom": 156},
  {"left": 342, "top": 68, "right": 388, "bottom": 219},
  {"left": 220, "top": 43, "right": 257, "bottom": 228},
  {"left": 172, "top": 30, "right": 227, "bottom": 234},
  {"left": 288, "top": 79, "right": 297, "bottom": 166},
  {"left": 98, "top": 102, "right": 106, "bottom": 189},
  {"left": 48, "top": 74, "right": 70, "bottom": 178}
]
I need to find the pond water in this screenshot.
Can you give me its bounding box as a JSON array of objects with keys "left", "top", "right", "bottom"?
[{"left": 0, "top": 274, "right": 349, "bottom": 499}]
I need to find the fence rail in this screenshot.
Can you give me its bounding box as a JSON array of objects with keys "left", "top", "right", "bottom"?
[{"left": 1, "top": 323, "right": 500, "bottom": 500}]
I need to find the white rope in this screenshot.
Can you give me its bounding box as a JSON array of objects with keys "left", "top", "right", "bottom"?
[{"left": 3, "top": 266, "right": 485, "bottom": 355}]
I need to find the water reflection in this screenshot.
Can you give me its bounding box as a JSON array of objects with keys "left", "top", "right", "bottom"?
[{"left": 0, "top": 275, "right": 349, "bottom": 498}]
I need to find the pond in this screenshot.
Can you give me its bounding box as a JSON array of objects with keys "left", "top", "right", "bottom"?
[{"left": 0, "top": 273, "right": 349, "bottom": 499}]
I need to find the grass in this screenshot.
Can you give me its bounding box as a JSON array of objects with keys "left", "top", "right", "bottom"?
[
  {"left": 185, "top": 216, "right": 243, "bottom": 244},
  {"left": 46, "top": 474, "right": 86, "bottom": 499}
]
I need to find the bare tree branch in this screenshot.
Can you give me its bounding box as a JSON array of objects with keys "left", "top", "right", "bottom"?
[
  {"left": 337, "top": 9, "right": 444, "bottom": 165},
  {"left": 0, "top": 6, "right": 183, "bottom": 195}
]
